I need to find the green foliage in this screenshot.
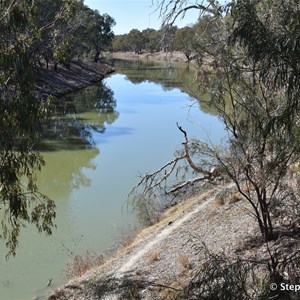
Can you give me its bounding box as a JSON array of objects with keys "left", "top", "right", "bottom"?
[
  {"left": 0, "top": 0, "right": 58, "bottom": 256},
  {"left": 0, "top": 0, "right": 115, "bottom": 256},
  {"left": 110, "top": 11, "right": 223, "bottom": 61},
  {"left": 127, "top": 29, "right": 147, "bottom": 54},
  {"left": 86, "top": 11, "right": 115, "bottom": 61},
  {"left": 173, "top": 26, "right": 196, "bottom": 61},
  {"left": 231, "top": 0, "right": 300, "bottom": 122}
]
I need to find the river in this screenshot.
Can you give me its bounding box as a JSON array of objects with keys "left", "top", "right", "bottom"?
[{"left": 0, "top": 59, "right": 225, "bottom": 300}]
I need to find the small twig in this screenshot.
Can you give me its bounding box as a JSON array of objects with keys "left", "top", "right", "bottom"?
[{"left": 47, "top": 278, "right": 52, "bottom": 287}]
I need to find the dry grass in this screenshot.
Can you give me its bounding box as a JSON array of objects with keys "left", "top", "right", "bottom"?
[
  {"left": 288, "top": 162, "right": 300, "bottom": 176},
  {"left": 177, "top": 253, "right": 192, "bottom": 270},
  {"left": 148, "top": 250, "right": 160, "bottom": 263},
  {"left": 214, "top": 190, "right": 242, "bottom": 207},
  {"left": 214, "top": 196, "right": 225, "bottom": 206},
  {"left": 159, "top": 288, "right": 182, "bottom": 300},
  {"left": 64, "top": 250, "right": 104, "bottom": 278},
  {"left": 108, "top": 51, "right": 189, "bottom": 63},
  {"left": 228, "top": 192, "right": 242, "bottom": 204},
  {"left": 162, "top": 189, "right": 215, "bottom": 221}
]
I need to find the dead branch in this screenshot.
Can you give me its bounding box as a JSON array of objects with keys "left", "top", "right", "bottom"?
[
  {"left": 130, "top": 124, "right": 223, "bottom": 200},
  {"left": 177, "top": 122, "right": 214, "bottom": 176},
  {"left": 167, "top": 175, "right": 212, "bottom": 194}
]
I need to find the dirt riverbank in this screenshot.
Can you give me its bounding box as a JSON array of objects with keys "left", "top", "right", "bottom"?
[
  {"left": 48, "top": 178, "right": 300, "bottom": 299},
  {"left": 35, "top": 60, "right": 114, "bottom": 99},
  {"left": 47, "top": 184, "right": 258, "bottom": 299}
]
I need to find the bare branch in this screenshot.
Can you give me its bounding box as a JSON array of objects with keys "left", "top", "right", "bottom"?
[
  {"left": 167, "top": 175, "right": 212, "bottom": 194},
  {"left": 130, "top": 123, "right": 223, "bottom": 203},
  {"left": 0, "top": 0, "right": 20, "bottom": 23},
  {"left": 154, "top": 0, "right": 222, "bottom": 27}
]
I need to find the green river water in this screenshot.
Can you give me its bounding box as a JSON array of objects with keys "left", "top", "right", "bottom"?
[{"left": 0, "top": 59, "right": 225, "bottom": 300}]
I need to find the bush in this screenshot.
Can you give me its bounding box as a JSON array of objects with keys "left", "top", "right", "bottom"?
[{"left": 65, "top": 250, "right": 104, "bottom": 278}]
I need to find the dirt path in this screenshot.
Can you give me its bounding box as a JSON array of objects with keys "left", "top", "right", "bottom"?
[{"left": 116, "top": 192, "right": 217, "bottom": 275}]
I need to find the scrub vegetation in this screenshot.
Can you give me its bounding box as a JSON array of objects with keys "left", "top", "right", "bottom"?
[{"left": 125, "top": 0, "right": 300, "bottom": 298}]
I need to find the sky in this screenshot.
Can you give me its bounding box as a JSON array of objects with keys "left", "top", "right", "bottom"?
[{"left": 84, "top": 0, "right": 201, "bottom": 34}]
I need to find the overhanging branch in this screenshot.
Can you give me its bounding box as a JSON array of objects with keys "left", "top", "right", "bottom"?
[{"left": 130, "top": 123, "right": 222, "bottom": 199}]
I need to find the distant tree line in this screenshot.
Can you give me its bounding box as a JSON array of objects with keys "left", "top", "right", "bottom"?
[{"left": 111, "top": 16, "right": 216, "bottom": 63}]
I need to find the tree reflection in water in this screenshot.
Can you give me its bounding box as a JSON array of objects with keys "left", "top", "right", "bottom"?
[{"left": 39, "top": 82, "right": 119, "bottom": 151}]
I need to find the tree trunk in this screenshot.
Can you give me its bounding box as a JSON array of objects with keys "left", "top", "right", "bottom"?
[
  {"left": 94, "top": 50, "right": 100, "bottom": 62},
  {"left": 257, "top": 193, "right": 274, "bottom": 242}
]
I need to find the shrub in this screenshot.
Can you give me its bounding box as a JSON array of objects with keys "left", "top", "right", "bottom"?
[
  {"left": 148, "top": 250, "right": 160, "bottom": 263},
  {"left": 65, "top": 250, "right": 104, "bottom": 278},
  {"left": 177, "top": 253, "right": 192, "bottom": 270}
]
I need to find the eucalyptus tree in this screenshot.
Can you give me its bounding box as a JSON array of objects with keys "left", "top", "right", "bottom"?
[
  {"left": 27, "top": 0, "right": 85, "bottom": 69},
  {"left": 86, "top": 10, "right": 115, "bottom": 62},
  {"left": 0, "top": 0, "right": 59, "bottom": 256},
  {"left": 112, "top": 34, "right": 130, "bottom": 52},
  {"left": 126, "top": 29, "right": 146, "bottom": 54},
  {"left": 143, "top": 28, "right": 162, "bottom": 53},
  {"left": 133, "top": 0, "right": 300, "bottom": 242},
  {"left": 173, "top": 26, "right": 196, "bottom": 62}
]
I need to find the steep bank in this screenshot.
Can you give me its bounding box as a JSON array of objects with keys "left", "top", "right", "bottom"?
[
  {"left": 35, "top": 60, "right": 115, "bottom": 99},
  {"left": 48, "top": 180, "right": 300, "bottom": 299},
  {"left": 48, "top": 185, "right": 257, "bottom": 299}
]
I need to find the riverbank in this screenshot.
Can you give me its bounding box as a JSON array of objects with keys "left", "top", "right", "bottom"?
[
  {"left": 48, "top": 179, "right": 300, "bottom": 299},
  {"left": 35, "top": 60, "right": 115, "bottom": 99},
  {"left": 46, "top": 185, "right": 251, "bottom": 299},
  {"left": 44, "top": 57, "right": 300, "bottom": 300}
]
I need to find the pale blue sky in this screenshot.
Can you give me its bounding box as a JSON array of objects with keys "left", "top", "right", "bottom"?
[{"left": 84, "top": 0, "right": 200, "bottom": 34}]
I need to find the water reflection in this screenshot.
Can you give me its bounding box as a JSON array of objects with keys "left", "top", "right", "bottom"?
[
  {"left": 37, "top": 149, "right": 98, "bottom": 200},
  {"left": 113, "top": 58, "right": 213, "bottom": 114},
  {"left": 39, "top": 82, "right": 119, "bottom": 151},
  {"left": 114, "top": 59, "right": 189, "bottom": 88}
]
